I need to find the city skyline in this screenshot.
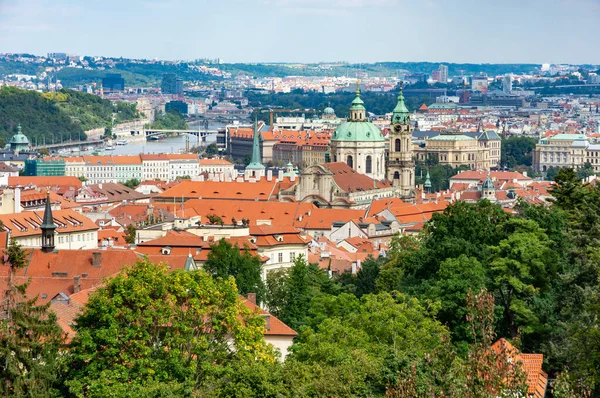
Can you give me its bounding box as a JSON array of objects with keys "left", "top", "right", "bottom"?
[{"left": 0, "top": 0, "right": 599, "bottom": 64}]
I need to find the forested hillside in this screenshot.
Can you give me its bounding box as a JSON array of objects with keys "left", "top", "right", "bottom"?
[{"left": 0, "top": 87, "right": 140, "bottom": 144}]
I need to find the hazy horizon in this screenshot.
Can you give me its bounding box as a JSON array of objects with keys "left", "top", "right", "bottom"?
[{"left": 1, "top": 0, "right": 599, "bottom": 65}]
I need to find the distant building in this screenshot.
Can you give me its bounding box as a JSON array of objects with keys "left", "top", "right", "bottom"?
[
  {"left": 102, "top": 73, "right": 125, "bottom": 92},
  {"left": 165, "top": 100, "right": 188, "bottom": 115},
  {"left": 431, "top": 64, "right": 448, "bottom": 83},
  {"left": 503, "top": 74, "right": 513, "bottom": 94},
  {"left": 24, "top": 158, "right": 66, "bottom": 177},
  {"left": 414, "top": 129, "right": 502, "bottom": 170},
  {"left": 470, "top": 76, "right": 489, "bottom": 93},
  {"left": 161, "top": 73, "right": 184, "bottom": 95},
  {"left": 439, "top": 64, "right": 448, "bottom": 83}
]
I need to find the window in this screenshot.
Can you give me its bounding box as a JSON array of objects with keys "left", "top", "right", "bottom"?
[
  {"left": 365, "top": 156, "right": 372, "bottom": 173},
  {"left": 394, "top": 171, "right": 400, "bottom": 179},
  {"left": 278, "top": 253, "right": 283, "bottom": 263},
  {"left": 395, "top": 139, "right": 401, "bottom": 152},
  {"left": 290, "top": 252, "right": 296, "bottom": 262},
  {"left": 346, "top": 155, "right": 353, "bottom": 168}
]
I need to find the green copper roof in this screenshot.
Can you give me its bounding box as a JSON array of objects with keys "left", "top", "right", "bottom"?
[
  {"left": 349, "top": 88, "right": 366, "bottom": 111},
  {"left": 246, "top": 118, "right": 265, "bottom": 170},
  {"left": 391, "top": 85, "right": 410, "bottom": 125},
  {"left": 323, "top": 107, "right": 335, "bottom": 115},
  {"left": 10, "top": 124, "right": 30, "bottom": 145},
  {"left": 482, "top": 174, "right": 495, "bottom": 189},
  {"left": 331, "top": 121, "right": 385, "bottom": 142},
  {"left": 428, "top": 134, "right": 474, "bottom": 141},
  {"left": 549, "top": 133, "right": 587, "bottom": 141},
  {"left": 424, "top": 171, "right": 432, "bottom": 189}
]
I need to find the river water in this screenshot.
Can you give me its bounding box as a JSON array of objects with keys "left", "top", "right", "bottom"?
[{"left": 79, "top": 120, "right": 223, "bottom": 156}]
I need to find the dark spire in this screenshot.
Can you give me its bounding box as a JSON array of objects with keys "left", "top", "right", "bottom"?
[{"left": 41, "top": 191, "right": 56, "bottom": 253}]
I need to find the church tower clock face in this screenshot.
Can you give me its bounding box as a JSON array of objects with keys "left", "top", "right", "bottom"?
[{"left": 394, "top": 124, "right": 402, "bottom": 133}]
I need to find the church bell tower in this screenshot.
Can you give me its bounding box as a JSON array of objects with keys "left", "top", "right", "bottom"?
[
  {"left": 387, "top": 83, "right": 415, "bottom": 200},
  {"left": 41, "top": 191, "right": 56, "bottom": 253}
]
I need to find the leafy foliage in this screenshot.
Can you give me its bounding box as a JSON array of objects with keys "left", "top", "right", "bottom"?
[
  {"left": 63, "top": 259, "right": 274, "bottom": 396},
  {"left": 0, "top": 86, "right": 140, "bottom": 144},
  {"left": 204, "top": 239, "right": 265, "bottom": 304},
  {"left": 0, "top": 239, "right": 63, "bottom": 397}
]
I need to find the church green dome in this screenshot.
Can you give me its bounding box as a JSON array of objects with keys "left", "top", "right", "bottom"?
[
  {"left": 331, "top": 88, "right": 384, "bottom": 142},
  {"left": 331, "top": 121, "right": 385, "bottom": 142},
  {"left": 323, "top": 107, "right": 335, "bottom": 115},
  {"left": 10, "top": 124, "right": 29, "bottom": 145},
  {"left": 482, "top": 174, "right": 495, "bottom": 189}
]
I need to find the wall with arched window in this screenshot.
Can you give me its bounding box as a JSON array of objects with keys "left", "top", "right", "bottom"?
[
  {"left": 347, "top": 155, "right": 353, "bottom": 168},
  {"left": 395, "top": 139, "right": 401, "bottom": 152},
  {"left": 365, "top": 156, "right": 372, "bottom": 174}
]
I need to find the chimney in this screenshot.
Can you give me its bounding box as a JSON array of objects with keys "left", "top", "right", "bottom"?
[
  {"left": 277, "top": 170, "right": 284, "bottom": 181},
  {"left": 247, "top": 293, "right": 257, "bottom": 305},
  {"left": 199, "top": 175, "right": 205, "bottom": 182},
  {"left": 98, "top": 183, "right": 102, "bottom": 189},
  {"left": 262, "top": 314, "right": 271, "bottom": 331},
  {"left": 92, "top": 251, "right": 102, "bottom": 268},
  {"left": 267, "top": 169, "right": 273, "bottom": 181},
  {"left": 523, "top": 171, "right": 527, "bottom": 177},
  {"left": 290, "top": 174, "right": 296, "bottom": 182},
  {"left": 73, "top": 275, "right": 81, "bottom": 293},
  {"left": 14, "top": 187, "right": 21, "bottom": 214}
]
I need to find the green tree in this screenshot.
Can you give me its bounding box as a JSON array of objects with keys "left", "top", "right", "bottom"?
[
  {"left": 278, "top": 256, "right": 312, "bottom": 330},
  {"left": 204, "top": 142, "right": 219, "bottom": 157},
  {"left": 78, "top": 175, "right": 88, "bottom": 182},
  {"left": 428, "top": 255, "right": 488, "bottom": 348},
  {"left": 577, "top": 161, "right": 595, "bottom": 181},
  {"left": 546, "top": 166, "right": 561, "bottom": 182},
  {"left": 501, "top": 136, "right": 537, "bottom": 168},
  {"left": 204, "top": 239, "right": 265, "bottom": 303},
  {"left": 63, "top": 259, "right": 274, "bottom": 397},
  {"left": 124, "top": 224, "right": 136, "bottom": 244},
  {"left": 489, "top": 218, "right": 556, "bottom": 338},
  {"left": 290, "top": 292, "right": 449, "bottom": 395},
  {"left": 354, "top": 256, "right": 381, "bottom": 298},
  {"left": 123, "top": 178, "right": 140, "bottom": 189},
  {"left": 38, "top": 148, "right": 49, "bottom": 157},
  {"left": 0, "top": 239, "right": 63, "bottom": 397}
]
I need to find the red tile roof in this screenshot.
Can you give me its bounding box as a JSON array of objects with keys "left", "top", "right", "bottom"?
[
  {"left": 322, "top": 163, "right": 391, "bottom": 192},
  {"left": 0, "top": 209, "right": 98, "bottom": 238}
]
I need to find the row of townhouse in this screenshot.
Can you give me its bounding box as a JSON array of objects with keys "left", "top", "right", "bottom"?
[{"left": 63, "top": 155, "right": 234, "bottom": 184}]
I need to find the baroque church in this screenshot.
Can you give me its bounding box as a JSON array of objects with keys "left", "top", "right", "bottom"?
[
  {"left": 329, "top": 85, "right": 415, "bottom": 200},
  {"left": 287, "top": 85, "right": 416, "bottom": 207}
]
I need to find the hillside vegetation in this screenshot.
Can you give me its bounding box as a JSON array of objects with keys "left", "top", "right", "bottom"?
[{"left": 0, "top": 87, "right": 140, "bottom": 144}]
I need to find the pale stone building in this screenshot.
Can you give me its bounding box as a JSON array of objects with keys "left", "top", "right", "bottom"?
[{"left": 330, "top": 89, "right": 386, "bottom": 181}]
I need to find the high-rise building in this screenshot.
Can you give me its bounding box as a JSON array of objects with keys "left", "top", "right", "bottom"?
[
  {"left": 102, "top": 73, "right": 125, "bottom": 92},
  {"left": 161, "top": 73, "right": 184, "bottom": 95},
  {"left": 503, "top": 74, "right": 513, "bottom": 94},
  {"left": 438, "top": 64, "right": 448, "bottom": 83},
  {"left": 386, "top": 84, "right": 415, "bottom": 201}
]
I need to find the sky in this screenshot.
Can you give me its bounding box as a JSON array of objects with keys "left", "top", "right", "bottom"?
[{"left": 0, "top": 0, "right": 599, "bottom": 64}]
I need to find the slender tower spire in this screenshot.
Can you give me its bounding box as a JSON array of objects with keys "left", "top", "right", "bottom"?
[
  {"left": 41, "top": 191, "right": 56, "bottom": 253},
  {"left": 245, "top": 115, "right": 265, "bottom": 178}
]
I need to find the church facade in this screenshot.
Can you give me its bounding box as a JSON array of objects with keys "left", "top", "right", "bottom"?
[{"left": 329, "top": 89, "right": 387, "bottom": 181}]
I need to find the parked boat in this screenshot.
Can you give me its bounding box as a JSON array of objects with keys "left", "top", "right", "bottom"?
[
  {"left": 105, "top": 145, "right": 115, "bottom": 151},
  {"left": 116, "top": 139, "right": 128, "bottom": 146},
  {"left": 146, "top": 133, "right": 167, "bottom": 141}
]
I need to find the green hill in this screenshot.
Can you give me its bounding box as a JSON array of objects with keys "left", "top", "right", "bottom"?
[{"left": 0, "top": 87, "right": 141, "bottom": 145}]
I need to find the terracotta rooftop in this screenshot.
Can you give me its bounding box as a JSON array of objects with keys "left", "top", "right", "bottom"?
[
  {"left": 0, "top": 209, "right": 98, "bottom": 238},
  {"left": 322, "top": 162, "right": 392, "bottom": 192}
]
